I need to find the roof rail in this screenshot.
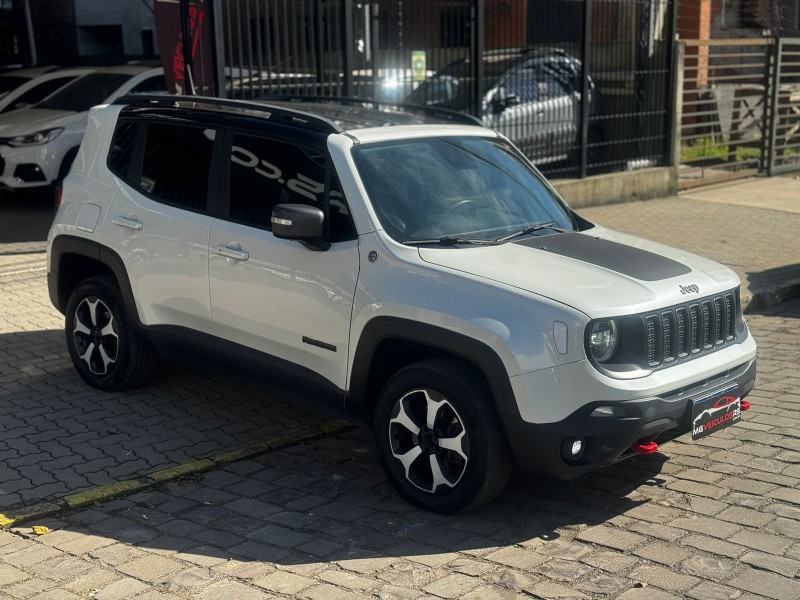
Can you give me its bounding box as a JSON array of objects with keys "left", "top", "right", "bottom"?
[
  {"left": 258, "top": 96, "right": 482, "bottom": 127},
  {"left": 113, "top": 94, "right": 342, "bottom": 134}
]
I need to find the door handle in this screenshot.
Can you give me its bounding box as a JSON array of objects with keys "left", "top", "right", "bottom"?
[
  {"left": 214, "top": 244, "right": 249, "bottom": 261},
  {"left": 112, "top": 216, "right": 143, "bottom": 231}
]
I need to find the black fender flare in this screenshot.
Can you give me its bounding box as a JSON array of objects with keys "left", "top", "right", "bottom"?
[
  {"left": 345, "top": 316, "right": 520, "bottom": 421},
  {"left": 48, "top": 235, "right": 141, "bottom": 329}
]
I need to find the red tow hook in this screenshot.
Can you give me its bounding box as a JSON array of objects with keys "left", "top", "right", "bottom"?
[
  {"left": 741, "top": 400, "right": 751, "bottom": 411},
  {"left": 631, "top": 441, "right": 659, "bottom": 455}
]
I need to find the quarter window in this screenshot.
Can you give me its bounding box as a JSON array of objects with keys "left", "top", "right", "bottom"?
[
  {"left": 140, "top": 123, "right": 215, "bottom": 211},
  {"left": 107, "top": 120, "right": 138, "bottom": 180}
]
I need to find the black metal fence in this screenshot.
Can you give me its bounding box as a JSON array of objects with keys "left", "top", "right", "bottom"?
[
  {"left": 208, "top": 0, "right": 677, "bottom": 179},
  {"left": 677, "top": 37, "right": 800, "bottom": 189}
]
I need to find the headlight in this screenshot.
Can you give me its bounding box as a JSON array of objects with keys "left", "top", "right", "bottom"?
[
  {"left": 8, "top": 127, "right": 64, "bottom": 147},
  {"left": 589, "top": 319, "right": 617, "bottom": 362}
]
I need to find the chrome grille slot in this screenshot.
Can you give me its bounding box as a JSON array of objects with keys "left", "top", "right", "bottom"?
[
  {"left": 676, "top": 307, "right": 689, "bottom": 358},
  {"left": 662, "top": 312, "right": 676, "bottom": 363},
  {"left": 645, "top": 315, "right": 660, "bottom": 367}
]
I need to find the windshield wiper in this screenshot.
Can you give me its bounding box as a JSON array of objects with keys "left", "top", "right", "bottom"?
[
  {"left": 403, "top": 236, "right": 499, "bottom": 247},
  {"left": 495, "top": 222, "right": 569, "bottom": 243}
]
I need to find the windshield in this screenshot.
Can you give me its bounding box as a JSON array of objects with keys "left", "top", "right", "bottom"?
[
  {"left": 406, "top": 59, "right": 513, "bottom": 112},
  {"left": 37, "top": 73, "right": 131, "bottom": 112},
  {"left": 0, "top": 76, "right": 28, "bottom": 98},
  {"left": 352, "top": 136, "right": 574, "bottom": 243}
]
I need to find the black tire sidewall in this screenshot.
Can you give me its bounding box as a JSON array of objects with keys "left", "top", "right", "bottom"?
[
  {"left": 374, "top": 359, "right": 506, "bottom": 513},
  {"left": 64, "top": 277, "right": 134, "bottom": 391}
]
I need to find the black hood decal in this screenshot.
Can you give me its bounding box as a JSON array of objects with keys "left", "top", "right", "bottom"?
[{"left": 515, "top": 232, "right": 691, "bottom": 281}]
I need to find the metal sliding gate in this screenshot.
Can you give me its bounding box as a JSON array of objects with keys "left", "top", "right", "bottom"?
[
  {"left": 209, "top": 0, "right": 678, "bottom": 180},
  {"left": 678, "top": 37, "right": 800, "bottom": 190}
]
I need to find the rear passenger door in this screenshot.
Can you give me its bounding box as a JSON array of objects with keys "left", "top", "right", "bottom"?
[
  {"left": 208, "top": 131, "right": 359, "bottom": 401},
  {"left": 106, "top": 119, "right": 218, "bottom": 348}
]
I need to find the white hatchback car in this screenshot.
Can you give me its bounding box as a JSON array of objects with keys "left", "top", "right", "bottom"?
[
  {"left": 0, "top": 65, "right": 165, "bottom": 199},
  {"left": 0, "top": 67, "right": 95, "bottom": 114}
]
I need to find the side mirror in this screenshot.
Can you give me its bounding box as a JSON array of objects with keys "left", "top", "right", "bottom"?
[{"left": 271, "top": 204, "right": 330, "bottom": 250}]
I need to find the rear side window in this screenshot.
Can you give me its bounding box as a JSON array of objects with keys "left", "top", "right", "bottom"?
[
  {"left": 130, "top": 75, "right": 167, "bottom": 94},
  {"left": 108, "top": 120, "right": 138, "bottom": 179},
  {"left": 140, "top": 123, "right": 215, "bottom": 211}
]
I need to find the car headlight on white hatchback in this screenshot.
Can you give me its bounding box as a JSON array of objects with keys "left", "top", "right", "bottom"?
[
  {"left": 589, "top": 319, "right": 618, "bottom": 362},
  {"left": 8, "top": 127, "right": 64, "bottom": 147}
]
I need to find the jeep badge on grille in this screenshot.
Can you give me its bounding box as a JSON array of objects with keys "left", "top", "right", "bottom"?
[{"left": 679, "top": 284, "right": 700, "bottom": 294}]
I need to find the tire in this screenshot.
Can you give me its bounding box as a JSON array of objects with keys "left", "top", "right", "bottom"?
[
  {"left": 64, "top": 276, "right": 155, "bottom": 391},
  {"left": 374, "top": 358, "right": 512, "bottom": 513}
]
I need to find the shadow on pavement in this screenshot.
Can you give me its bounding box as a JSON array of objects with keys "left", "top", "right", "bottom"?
[
  {"left": 62, "top": 430, "right": 662, "bottom": 569},
  {"left": 746, "top": 265, "right": 800, "bottom": 314}
]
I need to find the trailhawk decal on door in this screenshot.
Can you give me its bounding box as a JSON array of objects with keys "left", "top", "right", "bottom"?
[{"left": 691, "top": 384, "right": 741, "bottom": 440}]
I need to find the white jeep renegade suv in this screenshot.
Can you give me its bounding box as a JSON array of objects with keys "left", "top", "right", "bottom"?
[{"left": 47, "top": 95, "right": 757, "bottom": 513}]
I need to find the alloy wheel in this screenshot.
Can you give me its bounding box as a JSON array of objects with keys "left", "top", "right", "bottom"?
[
  {"left": 388, "top": 388, "right": 470, "bottom": 493},
  {"left": 72, "top": 296, "right": 119, "bottom": 376}
]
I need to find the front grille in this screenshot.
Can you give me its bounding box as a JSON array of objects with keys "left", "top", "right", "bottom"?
[{"left": 645, "top": 291, "right": 738, "bottom": 369}]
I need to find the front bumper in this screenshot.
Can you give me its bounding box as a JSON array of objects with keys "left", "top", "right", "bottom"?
[{"left": 501, "top": 357, "right": 756, "bottom": 480}]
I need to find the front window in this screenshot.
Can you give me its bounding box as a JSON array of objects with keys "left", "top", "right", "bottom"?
[
  {"left": 37, "top": 74, "right": 132, "bottom": 112},
  {"left": 352, "top": 136, "right": 574, "bottom": 243}
]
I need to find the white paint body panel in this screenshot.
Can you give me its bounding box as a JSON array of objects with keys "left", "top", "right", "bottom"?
[{"left": 208, "top": 219, "right": 359, "bottom": 390}]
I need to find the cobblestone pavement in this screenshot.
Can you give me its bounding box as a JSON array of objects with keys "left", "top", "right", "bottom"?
[
  {"left": 0, "top": 299, "right": 797, "bottom": 599},
  {"left": 0, "top": 266, "right": 338, "bottom": 509}
]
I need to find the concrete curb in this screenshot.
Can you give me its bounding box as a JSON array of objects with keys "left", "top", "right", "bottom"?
[{"left": 0, "top": 418, "right": 353, "bottom": 529}]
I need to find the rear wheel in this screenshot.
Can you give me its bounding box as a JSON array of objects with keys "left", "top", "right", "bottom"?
[
  {"left": 374, "top": 358, "right": 512, "bottom": 513},
  {"left": 65, "top": 276, "right": 155, "bottom": 390}
]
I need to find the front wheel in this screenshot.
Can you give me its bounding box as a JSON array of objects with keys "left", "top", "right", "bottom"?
[
  {"left": 374, "top": 359, "right": 512, "bottom": 513},
  {"left": 65, "top": 276, "right": 155, "bottom": 390}
]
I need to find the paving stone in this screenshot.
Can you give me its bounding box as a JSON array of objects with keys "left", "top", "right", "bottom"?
[
  {"left": 580, "top": 551, "right": 639, "bottom": 573},
  {"left": 525, "top": 581, "right": 589, "bottom": 599},
  {"left": 534, "top": 558, "right": 591, "bottom": 582},
  {"left": 729, "top": 530, "right": 793, "bottom": 555},
  {"left": 576, "top": 525, "right": 646, "bottom": 551},
  {"left": 116, "top": 556, "right": 184, "bottom": 582},
  {"left": 630, "top": 564, "right": 699, "bottom": 592},
  {"left": 728, "top": 569, "right": 800, "bottom": 600},
  {"left": 196, "top": 580, "right": 272, "bottom": 600},
  {"left": 617, "top": 589, "right": 682, "bottom": 600},
  {"left": 740, "top": 551, "right": 800, "bottom": 578},
  {"left": 685, "top": 581, "right": 741, "bottom": 600},
  {"left": 680, "top": 534, "right": 744, "bottom": 558},
  {"left": 669, "top": 515, "right": 741, "bottom": 539},
  {"left": 421, "top": 573, "right": 481, "bottom": 599},
  {"left": 318, "top": 569, "right": 381, "bottom": 592},
  {"left": 633, "top": 542, "right": 693, "bottom": 567},
  {"left": 253, "top": 571, "right": 316, "bottom": 595},
  {"left": 485, "top": 547, "right": 548, "bottom": 571},
  {"left": 94, "top": 577, "right": 151, "bottom": 600},
  {"left": 2, "top": 577, "right": 55, "bottom": 598},
  {"left": 0, "top": 564, "right": 31, "bottom": 586},
  {"left": 716, "top": 505, "right": 776, "bottom": 527},
  {"left": 681, "top": 555, "right": 738, "bottom": 580}
]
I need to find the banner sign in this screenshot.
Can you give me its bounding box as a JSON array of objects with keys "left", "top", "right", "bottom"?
[{"left": 154, "top": 0, "right": 216, "bottom": 96}]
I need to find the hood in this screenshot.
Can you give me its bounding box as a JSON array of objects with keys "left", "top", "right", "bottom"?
[
  {"left": 0, "top": 108, "right": 86, "bottom": 137},
  {"left": 418, "top": 227, "right": 739, "bottom": 317}
]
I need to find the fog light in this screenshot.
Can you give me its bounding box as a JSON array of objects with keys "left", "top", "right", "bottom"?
[
  {"left": 562, "top": 437, "right": 585, "bottom": 462},
  {"left": 571, "top": 439, "right": 583, "bottom": 456},
  {"left": 591, "top": 405, "right": 626, "bottom": 418}
]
